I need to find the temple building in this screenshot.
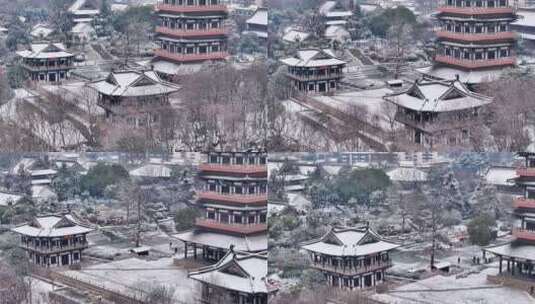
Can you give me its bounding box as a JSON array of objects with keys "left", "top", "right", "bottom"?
[
  {"left": 152, "top": 0, "right": 229, "bottom": 76},
  {"left": 384, "top": 77, "right": 492, "bottom": 147},
  {"left": 11, "top": 214, "right": 93, "bottom": 267},
  {"left": 68, "top": 0, "right": 100, "bottom": 25},
  {"left": 419, "top": 0, "right": 517, "bottom": 83},
  {"left": 483, "top": 152, "right": 535, "bottom": 293},
  {"left": 280, "top": 49, "right": 346, "bottom": 94},
  {"left": 175, "top": 151, "right": 268, "bottom": 261},
  {"left": 16, "top": 43, "right": 74, "bottom": 82},
  {"left": 301, "top": 225, "right": 399, "bottom": 289},
  {"left": 87, "top": 69, "right": 180, "bottom": 127},
  {"left": 243, "top": 7, "right": 268, "bottom": 40},
  {"left": 189, "top": 249, "right": 278, "bottom": 304}
]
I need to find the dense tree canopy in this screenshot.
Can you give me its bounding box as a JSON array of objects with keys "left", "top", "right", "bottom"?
[
  {"left": 174, "top": 207, "right": 201, "bottom": 231},
  {"left": 369, "top": 6, "right": 417, "bottom": 38},
  {"left": 80, "top": 163, "right": 129, "bottom": 197},
  {"left": 467, "top": 214, "right": 496, "bottom": 246}
]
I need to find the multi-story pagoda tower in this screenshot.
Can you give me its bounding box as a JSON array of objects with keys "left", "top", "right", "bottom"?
[
  {"left": 423, "top": 0, "right": 517, "bottom": 83},
  {"left": 483, "top": 152, "right": 535, "bottom": 291},
  {"left": 152, "top": 0, "right": 229, "bottom": 76},
  {"left": 175, "top": 151, "right": 268, "bottom": 261}
]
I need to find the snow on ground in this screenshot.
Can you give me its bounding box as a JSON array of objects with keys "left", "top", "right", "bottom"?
[
  {"left": 29, "top": 276, "right": 58, "bottom": 304},
  {"left": 374, "top": 268, "right": 534, "bottom": 304},
  {"left": 62, "top": 257, "right": 198, "bottom": 303},
  {"left": 312, "top": 88, "right": 401, "bottom": 132}
]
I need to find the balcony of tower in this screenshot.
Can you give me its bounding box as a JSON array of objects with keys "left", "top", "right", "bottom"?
[
  {"left": 154, "top": 49, "right": 229, "bottom": 63},
  {"left": 155, "top": 2, "right": 227, "bottom": 14},
  {"left": 516, "top": 167, "right": 535, "bottom": 177},
  {"left": 197, "top": 191, "right": 267, "bottom": 206},
  {"left": 512, "top": 228, "right": 535, "bottom": 242},
  {"left": 435, "top": 30, "right": 516, "bottom": 43},
  {"left": 434, "top": 55, "right": 516, "bottom": 69},
  {"left": 198, "top": 163, "right": 267, "bottom": 176},
  {"left": 194, "top": 218, "right": 267, "bottom": 235},
  {"left": 513, "top": 197, "right": 535, "bottom": 210},
  {"left": 437, "top": 6, "right": 515, "bottom": 16},
  {"left": 310, "top": 260, "right": 393, "bottom": 276},
  {"left": 155, "top": 26, "right": 228, "bottom": 38}
]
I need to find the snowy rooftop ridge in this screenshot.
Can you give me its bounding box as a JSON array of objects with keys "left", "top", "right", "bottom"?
[
  {"left": 189, "top": 249, "right": 277, "bottom": 294},
  {"left": 16, "top": 42, "right": 74, "bottom": 59},
  {"left": 301, "top": 225, "right": 401, "bottom": 257},
  {"left": 384, "top": 77, "right": 492, "bottom": 113},
  {"left": 280, "top": 48, "right": 346, "bottom": 68},
  {"left": 87, "top": 70, "right": 180, "bottom": 97},
  {"left": 246, "top": 7, "right": 268, "bottom": 26},
  {"left": 11, "top": 213, "right": 94, "bottom": 237}
]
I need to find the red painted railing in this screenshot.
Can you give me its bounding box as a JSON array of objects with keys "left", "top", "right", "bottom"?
[
  {"left": 198, "top": 163, "right": 266, "bottom": 175},
  {"left": 513, "top": 228, "right": 535, "bottom": 241},
  {"left": 437, "top": 6, "right": 514, "bottom": 15},
  {"left": 435, "top": 30, "right": 516, "bottom": 42},
  {"left": 155, "top": 26, "right": 228, "bottom": 38},
  {"left": 434, "top": 55, "right": 516, "bottom": 69},
  {"left": 195, "top": 219, "right": 267, "bottom": 234},
  {"left": 513, "top": 197, "right": 535, "bottom": 209},
  {"left": 516, "top": 167, "right": 535, "bottom": 177},
  {"left": 197, "top": 191, "right": 267, "bottom": 205},
  {"left": 154, "top": 49, "right": 228, "bottom": 63},
  {"left": 155, "top": 3, "right": 227, "bottom": 13}
]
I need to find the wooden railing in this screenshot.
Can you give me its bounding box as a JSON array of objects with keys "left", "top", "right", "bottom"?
[
  {"left": 516, "top": 167, "right": 535, "bottom": 177},
  {"left": 195, "top": 219, "right": 267, "bottom": 234},
  {"left": 437, "top": 6, "right": 514, "bottom": 15},
  {"left": 155, "top": 3, "right": 227, "bottom": 13},
  {"left": 154, "top": 49, "right": 228, "bottom": 63},
  {"left": 155, "top": 26, "right": 228, "bottom": 38},
  {"left": 197, "top": 191, "right": 267, "bottom": 205},
  {"left": 20, "top": 242, "right": 89, "bottom": 254},
  {"left": 513, "top": 197, "right": 535, "bottom": 209},
  {"left": 435, "top": 30, "right": 516, "bottom": 42},
  {"left": 512, "top": 228, "right": 535, "bottom": 241},
  {"left": 310, "top": 260, "right": 392, "bottom": 275},
  {"left": 198, "top": 163, "right": 266, "bottom": 175},
  {"left": 434, "top": 55, "right": 516, "bottom": 69}
]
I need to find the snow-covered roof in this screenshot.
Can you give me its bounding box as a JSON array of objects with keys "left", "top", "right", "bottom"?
[
  {"left": 189, "top": 250, "right": 277, "bottom": 294},
  {"left": 130, "top": 164, "right": 172, "bottom": 178},
  {"left": 484, "top": 166, "right": 517, "bottom": 186},
  {"left": 30, "top": 169, "right": 57, "bottom": 176},
  {"left": 282, "top": 30, "right": 310, "bottom": 43},
  {"left": 0, "top": 192, "right": 23, "bottom": 207},
  {"left": 11, "top": 158, "right": 37, "bottom": 174},
  {"left": 246, "top": 7, "right": 268, "bottom": 26},
  {"left": 513, "top": 9, "right": 535, "bottom": 28},
  {"left": 68, "top": 0, "right": 99, "bottom": 15},
  {"left": 301, "top": 226, "right": 400, "bottom": 257},
  {"left": 280, "top": 49, "right": 346, "bottom": 68},
  {"left": 385, "top": 78, "right": 492, "bottom": 113},
  {"left": 16, "top": 43, "right": 74, "bottom": 59},
  {"left": 31, "top": 185, "right": 57, "bottom": 200},
  {"left": 30, "top": 24, "right": 54, "bottom": 38},
  {"left": 87, "top": 70, "right": 180, "bottom": 97},
  {"left": 243, "top": 30, "right": 268, "bottom": 38},
  {"left": 287, "top": 193, "right": 311, "bottom": 211},
  {"left": 417, "top": 65, "right": 504, "bottom": 84},
  {"left": 174, "top": 230, "right": 267, "bottom": 252},
  {"left": 319, "top": 1, "right": 351, "bottom": 17},
  {"left": 386, "top": 166, "right": 428, "bottom": 182},
  {"left": 11, "top": 214, "right": 93, "bottom": 237},
  {"left": 150, "top": 59, "right": 203, "bottom": 76},
  {"left": 72, "top": 22, "right": 95, "bottom": 35},
  {"left": 484, "top": 241, "right": 535, "bottom": 261},
  {"left": 324, "top": 25, "right": 350, "bottom": 39}
]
